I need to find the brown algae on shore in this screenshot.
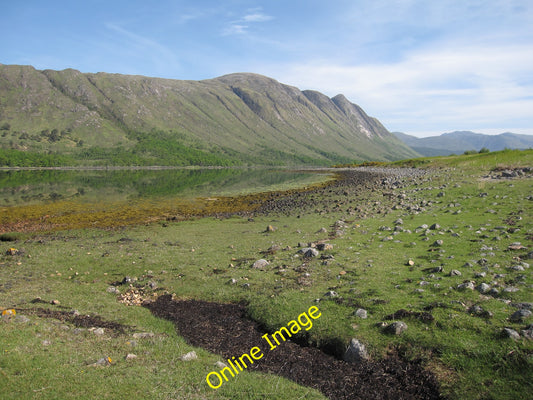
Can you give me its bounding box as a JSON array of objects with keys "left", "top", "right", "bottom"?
[{"left": 0, "top": 172, "right": 337, "bottom": 233}]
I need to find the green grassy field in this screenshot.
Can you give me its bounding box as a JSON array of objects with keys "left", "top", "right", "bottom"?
[{"left": 1, "top": 150, "right": 532, "bottom": 399}]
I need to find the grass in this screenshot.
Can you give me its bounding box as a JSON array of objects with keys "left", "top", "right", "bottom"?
[{"left": 1, "top": 149, "right": 532, "bottom": 399}]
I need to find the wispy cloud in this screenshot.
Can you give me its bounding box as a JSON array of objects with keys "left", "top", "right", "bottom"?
[
  {"left": 104, "top": 23, "right": 180, "bottom": 73},
  {"left": 269, "top": 41, "right": 533, "bottom": 135},
  {"left": 223, "top": 7, "right": 273, "bottom": 36}
]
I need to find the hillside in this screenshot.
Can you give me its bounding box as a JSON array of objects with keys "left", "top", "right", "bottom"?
[
  {"left": 0, "top": 65, "right": 418, "bottom": 166},
  {"left": 393, "top": 130, "right": 533, "bottom": 156}
]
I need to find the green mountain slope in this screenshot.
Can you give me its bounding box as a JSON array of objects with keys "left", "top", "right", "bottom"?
[{"left": 0, "top": 64, "right": 419, "bottom": 166}]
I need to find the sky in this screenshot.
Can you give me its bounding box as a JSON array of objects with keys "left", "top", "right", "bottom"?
[{"left": 1, "top": 0, "right": 532, "bottom": 137}]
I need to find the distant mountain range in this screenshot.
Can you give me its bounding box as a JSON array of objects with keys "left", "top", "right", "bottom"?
[
  {"left": 0, "top": 64, "right": 418, "bottom": 166},
  {"left": 393, "top": 131, "right": 533, "bottom": 157}
]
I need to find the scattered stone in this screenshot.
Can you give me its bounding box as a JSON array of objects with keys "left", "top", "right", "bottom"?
[
  {"left": 468, "top": 305, "right": 493, "bottom": 318},
  {"left": 449, "top": 270, "right": 462, "bottom": 277},
  {"left": 89, "top": 357, "right": 112, "bottom": 367},
  {"left": 512, "top": 302, "right": 533, "bottom": 310},
  {"left": 299, "top": 248, "right": 319, "bottom": 258},
  {"left": 406, "top": 259, "right": 415, "bottom": 266},
  {"left": 5, "top": 247, "right": 20, "bottom": 256},
  {"left": 323, "top": 291, "right": 339, "bottom": 298},
  {"left": 41, "top": 340, "right": 52, "bottom": 346},
  {"left": 125, "top": 353, "right": 138, "bottom": 361},
  {"left": 93, "top": 327, "right": 105, "bottom": 336},
  {"left": 432, "top": 240, "right": 444, "bottom": 247},
  {"left": 354, "top": 309, "right": 368, "bottom": 319},
  {"left": 316, "top": 243, "right": 333, "bottom": 251},
  {"left": 510, "top": 309, "right": 532, "bottom": 322},
  {"left": 457, "top": 281, "right": 475, "bottom": 291},
  {"left": 107, "top": 286, "right": 120, "bottom": 294},
  {"left": 132, "top": 332, "right": 155, "bottom": 339},
  {"left": 501, "top": 328, "right": 521, "bottom": 340},
  {"left": 521, "top": 325, "right": 533, "bottom": 340},
  {"left": 215, "top": 361, "right": 227, "bottom": 369},
  {"left": 429, "top": 223, "right": 441, "bottom": 230},
  {"left": 508, "top": 243, "right": 526, "bottom": 250},
  {"left": 344, "top": 339, "right": 369, "bottom": 363},
  {"left": 251, "top": 259, "right": 269, "bottom": 269},
  {"left": 265, "top": 225, "right": 276, "bottom": 232},
  {"left": 180, "top": 351, "right": 198, "bottom": 361},
  {"left": 227, "top": 278, "right": 238, "bottom": 285},
  {"left": 385, "top": 321, "right": 408, "bottom": 335},
  {"left": 476, "top": 283, "right": 491, "bottom": 294},
  {"left": 50, "top": 299, "right": 60, "bottom": 306}
]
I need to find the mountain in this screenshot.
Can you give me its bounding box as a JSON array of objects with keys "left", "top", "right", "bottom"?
[
  {"left": 0, "top": 65, "right": 418, "bottom": 166},
  {"left": 393, "top": 131, "right": 533, "bottom": 157}
]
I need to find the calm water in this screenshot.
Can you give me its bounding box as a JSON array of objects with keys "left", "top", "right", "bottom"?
[{"left": 0, "top": 168, "right": 330, "bottom": 207}]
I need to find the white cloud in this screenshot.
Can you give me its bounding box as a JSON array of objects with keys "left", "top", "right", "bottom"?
[
  {"left": 243, "top": 12, "right": 273, "bottom": 23},
  {"left": 223, "top": 7, "right": 273, "bottom": 36},
  {"left": 266, "top": 41, "right": 533, "bottom": 135}
]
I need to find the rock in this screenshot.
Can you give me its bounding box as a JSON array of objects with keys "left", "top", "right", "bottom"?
[
  {"left": 107, "top": 286, "right": 120, "bottom": 294},
  {"left": 510, "top": 309, "right": 532, "bottom": 322},
  {"left": 180, "top": 351, "right": 198, "bottom": 361},
  {"left": 93, "top": 328, "right": 105, "bottom": 336},
  {"left": 215, "top": 361, "right": 227, "bottom": 369},
  {"left": 316, "top": 243, "right": 333, "bottom": 251},
  {"left": 521, "top": 325, "right": 533, "bottom": 340},
  {"left": 299, "top": 248, "right": 319, "bottom": 258},
  {"left": 508, "top": 242, "right": 526, "bottom": 250},
  {"left": 41, "top": 340, "right": 52, "bottom": 346},
  {"left": 457, "top": 281, "right": 475, "bottom": 291},
  {"left": 125, "top": 353, "right": 138, "bottom": 361},
  {"left": 323, "top": 291, "right": 338, "bottom": 298},
  {"left": 132, "top": 332, "right": 155, "bottom": 339},
  {"left": 512, "top": 302, "right": 533, "bottom": 310},
  {"left": 502, "top": 328, "right": 520, "bottom": 340},
  {"left": 265, "top": 225, "right": 276, "bottom": 232},
  {"left": 251, "top": 259, "right": 269, "bottom": 269},
  {"left": 430, "top": 223, "right": 441, "bottom": 230},
  {"left": 468, "top": 305, "right": 493, "bottom": 318},
  {"left": 227, "top": 278, "right": 238, "bottom": 285},
  {"left": 5, "top": 247, "right": 20, "bottom": 256},
  {"left": 394, "top": 218, "right": 403, "bottom": 225},
  {"left": 344, "top": 339, "right": 369, "bottom": 363},
  {"left": 406, "top": 259, "right": 415, "bottom": 266},
  {"left": 385, "top": 321, "right": 408, "bottom": 335},
  {"left": 432, "top": 240, "right": 444, "bottom": 247},
  {"left": 89, "top": 356, "right": 112, "bottom": 367},
  {"left": 354, "top": 308, "right": 368, "bottom": 319},
  {"left": 449, "top": 270, "right": 462, "bottom": 276},
  {"left": 476, "top": 283, "right": 491, "bottom": 294},
  {"left": 50, "top": 299, "right": 60, "bottom": 305}
]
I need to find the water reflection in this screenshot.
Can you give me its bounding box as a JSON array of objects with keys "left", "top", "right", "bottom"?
[{"left": 0, "top": 168, "right": 329, "bottom": 207}]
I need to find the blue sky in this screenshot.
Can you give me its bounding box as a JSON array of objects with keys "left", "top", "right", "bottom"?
[{"left": 2, "top": 0, "right": 532, "bottom": 137}]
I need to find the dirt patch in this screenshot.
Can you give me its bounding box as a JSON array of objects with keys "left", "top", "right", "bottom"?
[
  {"left": 20, "top": 307, "right": 131, "bottom": 334},
  {"left": 384, "top": 309, "right": 435, "bottom": 324},
  {"left": 147, "top": 295, "right": 443, "bottom": 399}
]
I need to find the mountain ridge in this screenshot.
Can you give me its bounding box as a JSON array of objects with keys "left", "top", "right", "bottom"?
[
  {"left": 0, "top": 64, "right": 418, "bottom": 166},
  {"left": 393, "top": 130, "right": 533, "bottom": 157}
]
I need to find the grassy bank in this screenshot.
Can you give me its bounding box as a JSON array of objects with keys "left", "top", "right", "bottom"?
[{"left": 1, "top": 150, "right": 532, "bottom": 399}]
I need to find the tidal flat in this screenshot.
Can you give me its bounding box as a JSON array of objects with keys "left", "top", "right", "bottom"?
[{"left": 1, "top": 150, "right": 532, "bottom": 399}]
